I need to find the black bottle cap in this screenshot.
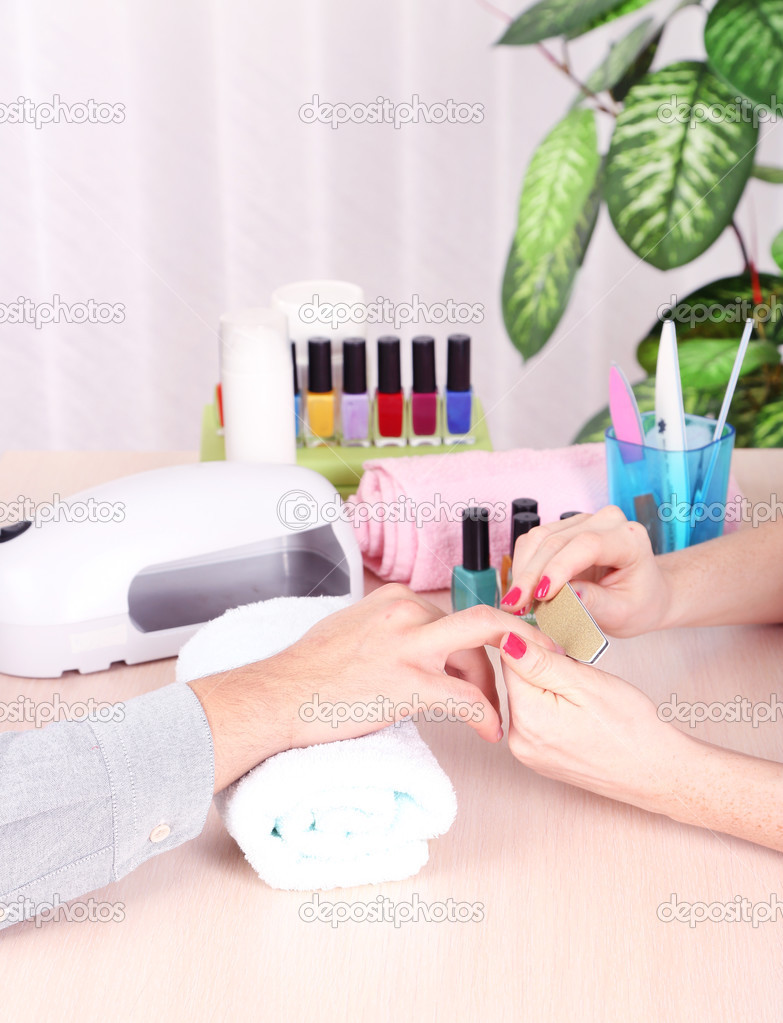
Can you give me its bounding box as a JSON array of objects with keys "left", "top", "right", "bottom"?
[
  {"left": 307, "top": 338, "right": 332, "bottom": 393},
  {"left": 447, "top": 334, "right": 471, "bottom": 392},
  {"left": 377, "top": 336, "right": 401, "bottom": 394},
  {"left": 342, "top": 338, "right": 367, "bottom": 394},
  {"left": 291, "top": 342, "right": 300, "bottom": 395},
  {"left": 412, "top": 336, "right": 437, "bottom": 393},
  {"left": 462, "top": 506, "right": 491, "bottom": 572},
  {"left": 511, "top": 497, "right": 538, "bottom": 517},
  {"left": 560, "top": 511, "right": 582, "bottom": 519},
  {"left": 510, "top": 511, "right": 540, "bottom": 553}
]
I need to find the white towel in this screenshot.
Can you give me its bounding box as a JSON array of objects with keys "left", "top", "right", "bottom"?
[{"left": 176, "top": 595, "right": 458, "bottom": 890}]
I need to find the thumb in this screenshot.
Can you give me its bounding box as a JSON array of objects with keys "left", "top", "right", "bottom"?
[
  {"left": 570, "top": 579, "right": 616, "bottom": 630},
  {"left": 499, "top": 629, "right": 588, "bottom": 702}
]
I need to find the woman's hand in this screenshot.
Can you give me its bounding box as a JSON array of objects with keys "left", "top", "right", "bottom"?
[
  {"left": 498, "top": 625, "right": 696, "bottom": 814},
  {"left": 191, "top": 584, "right": 515, "bottom": 791},
  {"left": 499, "top": 505, "right": 671, "bottom": 638}
]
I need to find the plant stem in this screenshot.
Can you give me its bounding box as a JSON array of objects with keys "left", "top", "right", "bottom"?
[
  {"left": 536, "top": 43, "right": 618, "bottom": 116},
  {"left": 561, "top": 38, "right": 571, "bottom": 73},
  {"left": 474, "top": 0, "right": 617, "bottom": 117},
  {"left": 731, "top": 220, "right": 751, "bottom": 272}
]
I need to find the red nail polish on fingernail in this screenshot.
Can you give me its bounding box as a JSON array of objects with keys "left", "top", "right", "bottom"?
[
  {"left": 514, "top": 605, "right": 529, "bottom": 617},
  {"left": 501, "top": 586, "right": 521, "bottom": 606},
  {"left": 535, "top": 576, "right": 550, "bottom": 600},
  {"left": 503, "top": 633, "right": 527, "bottom": 659},
  {"left": 575, "top": 590, "right": 583, "bottom": 601}
]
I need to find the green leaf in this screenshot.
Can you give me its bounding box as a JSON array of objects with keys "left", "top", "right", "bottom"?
[
  {"left": 773, "top": 230, "right": 783, "bottom": 271},
  {"left": 502, "top": 109, "right": 602, "bottom": 358},
  {"left": 753, "top": 400, "right": 783, "bottom": 446},
  {"left": 636, "top": 338, "right": 780, "bottom": 391},
  {"left": 635, "top": 273, "right": 783, "bottom": 350},
  {"left": 610, "top": 25, "right": 661, "bottom": 103},
  {"left": 577, "top": 18, "right": 658, "bottom": 99},
  {"left": 565, "top": 0, "right": 656, "bottom": 39},
  {"left": 705, "top": 0, "right": 783, "bottom": 108},
  {"left": 752, "top": 163, "right": 783, "bottom": 183},
  {"left": 497, "top": 0, "right": 630, "bottom": 45},
  {"left": 605, "top": 62, "right": 759, "bottom": 269}
]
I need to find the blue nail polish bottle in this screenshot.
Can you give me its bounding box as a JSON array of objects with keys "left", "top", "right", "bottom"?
[
  {"left": 451, "top": 507, "right": 499, "bottom": 611},
  {"left": 445, "top": 334, "right": 474, "bottom": 444},
  {"left": 292, "top": 342, "right": 302, "bottom": 445}
]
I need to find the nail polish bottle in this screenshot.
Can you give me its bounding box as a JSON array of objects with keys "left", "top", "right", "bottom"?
[
  {"left": 451, "top": 507, "right": 499, "bottom": 611},
  {"left": 292, "top": 342, "right": 303, "bottom": 445},
  {"left": 341, "top": 338, "right": 371, "bottom": 446},
  {"left": 501, "top": 511, "right": 540, "bottom": 594},
  {"left": 375, "top": 336, "right": 405, "bottom": 446},
  {"left": 216, "top": 383, "right": 224, "bottom": 429},
  {"left": 444, "top": 334, "right": 474, "bottom": 444},
  {"left": 512, "top": 497, "right": 538, "bottom": 518},
  {"left": 306, "top": 337, "right": 336, "bottom": 446},
  {"left": 408, "top": 335, "right": 441, "bottom": 446}
]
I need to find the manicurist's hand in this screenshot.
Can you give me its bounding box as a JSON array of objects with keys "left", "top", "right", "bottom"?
[
  {"left": 498, "top": 624, "right": 695, "bottom": 814},
  {"left": 499, "top": 505, "right": 670, "bottom": 637},
  {"left": 190, "top": 584, "right": 515, "bottom": 792},
  {"left": 498, "top": 623, "right": 783, "bottom": 852}
]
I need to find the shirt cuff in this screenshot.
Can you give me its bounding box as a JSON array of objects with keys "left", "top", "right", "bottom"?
[{"left": 88, "top": 682, "right": 215, "bottom": 880}]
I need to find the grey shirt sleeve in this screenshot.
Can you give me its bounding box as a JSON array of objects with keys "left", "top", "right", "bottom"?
[{"left": 0, "top": 682, "right": 214, "bottom": 930}]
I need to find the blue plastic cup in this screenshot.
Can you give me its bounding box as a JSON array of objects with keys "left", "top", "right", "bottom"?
[{"left": 605, "top": 413, "right": 735, "bottom": 554}]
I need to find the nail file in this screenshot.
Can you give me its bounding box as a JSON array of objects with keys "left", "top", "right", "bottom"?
[
  {"left": 610, "top": 363, "right": 661, "bottom": 551},
  {"left": 633, "top": 493, "right": 661, "bottom": 555},
  {"left": 532, "top": 583, "right": 608, "bottom": 665},
  {"left": 609, "top": 363, "right": 645, "bottom": 462},
  {"left": 654, "top": 320, "right": 689, "bottom": 550}
]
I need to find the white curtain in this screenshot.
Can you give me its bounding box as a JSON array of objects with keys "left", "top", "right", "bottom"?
[{"left": 1, "top": 0, "right": 781, "bottom": 452}]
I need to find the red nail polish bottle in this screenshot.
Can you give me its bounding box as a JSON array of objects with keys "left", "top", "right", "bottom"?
[{"left": 375, "top": 336, "right": 405, "bottom": 446}]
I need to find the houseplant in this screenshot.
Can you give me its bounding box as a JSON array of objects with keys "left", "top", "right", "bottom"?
[{"left": 497, "top": 0, "right": 783, "bottom": 446}]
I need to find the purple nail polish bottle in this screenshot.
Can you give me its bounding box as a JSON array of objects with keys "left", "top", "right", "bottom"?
[{"left": 341, "top": 338, "right": 370, "bottom": 446}]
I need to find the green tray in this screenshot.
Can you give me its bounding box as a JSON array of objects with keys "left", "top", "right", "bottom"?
[{"left": 200, "top": 398, "right": 493, "bottom": 498}]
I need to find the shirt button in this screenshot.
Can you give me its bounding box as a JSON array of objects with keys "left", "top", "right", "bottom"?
[{"left": 149, "top": 824, "right": 171, "bottom": 843}]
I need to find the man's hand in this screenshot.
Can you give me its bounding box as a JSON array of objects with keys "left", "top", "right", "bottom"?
[{"left": 190, "top": 584, "right": 516, "bottom": 792}]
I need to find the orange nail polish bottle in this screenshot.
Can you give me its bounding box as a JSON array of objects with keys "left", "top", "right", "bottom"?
[{"left": 501, "top": 510, "right": 540, "bottom": 593}]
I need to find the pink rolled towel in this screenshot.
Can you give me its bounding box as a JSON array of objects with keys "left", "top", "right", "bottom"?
[{"left": 347, "top": 445, "right": 743, "bottom": 592}]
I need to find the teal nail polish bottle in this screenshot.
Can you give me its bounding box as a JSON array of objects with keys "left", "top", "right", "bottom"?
[{"left": 451, "top": 507, "right": 499, "bottom": 611}]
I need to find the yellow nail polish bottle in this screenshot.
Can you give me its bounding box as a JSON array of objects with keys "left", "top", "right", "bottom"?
[{"left": 306, "top": 338, "right": 336, "bottom": 446}]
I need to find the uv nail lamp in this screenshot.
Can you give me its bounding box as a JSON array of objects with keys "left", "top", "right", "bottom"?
[{"left": 0, "top": 462, "right": 363, "bottom": 678}]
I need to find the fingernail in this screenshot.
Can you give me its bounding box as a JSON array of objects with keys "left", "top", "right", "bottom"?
[
  {"left": 513, "top": 604, "right": 529, "bottom": 617},
  {"left": 535, "top": 576, "right": 550, "bottom": 600},
  {"left": 575, "top": 589, "right": 583, "bottom": 600},
  {"left": 503, "top": 633, "right": 527, "bottom": 659},
  {"left": 501, "top": 586, "right": 521, "bottom": 606},
  {"left": 496, "top": 727, "right": 503, "bottom": 742}
]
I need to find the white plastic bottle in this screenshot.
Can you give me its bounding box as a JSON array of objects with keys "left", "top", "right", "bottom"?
[{"left": 220, "top": 308, "right": 296, "bottom": 463}]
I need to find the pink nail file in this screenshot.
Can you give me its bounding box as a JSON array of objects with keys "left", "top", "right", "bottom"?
[{"left": 609, "top": 364, "right": 644, "bottom": 463}]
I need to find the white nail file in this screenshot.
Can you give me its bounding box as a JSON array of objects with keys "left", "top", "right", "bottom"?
[{"left": 654, "top": 320, "right": 689, "bottom": 549}]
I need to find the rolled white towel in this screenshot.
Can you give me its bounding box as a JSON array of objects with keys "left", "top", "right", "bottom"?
[{"left": 176, "top": 595, "right": 457, "bottom": 890}]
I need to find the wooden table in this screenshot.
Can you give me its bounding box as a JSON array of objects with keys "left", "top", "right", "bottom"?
[{"left": 0, "top": 450, "right": 781, "bottom": 1023}]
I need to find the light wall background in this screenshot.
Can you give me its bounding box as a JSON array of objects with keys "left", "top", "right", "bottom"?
[{"left": 2, "top": 0, "right": 782, "bottom": 453}]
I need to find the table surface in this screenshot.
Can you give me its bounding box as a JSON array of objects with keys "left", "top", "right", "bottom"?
[{"left": 0, "top": 449, "right": 782, "bottom": 1023}]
